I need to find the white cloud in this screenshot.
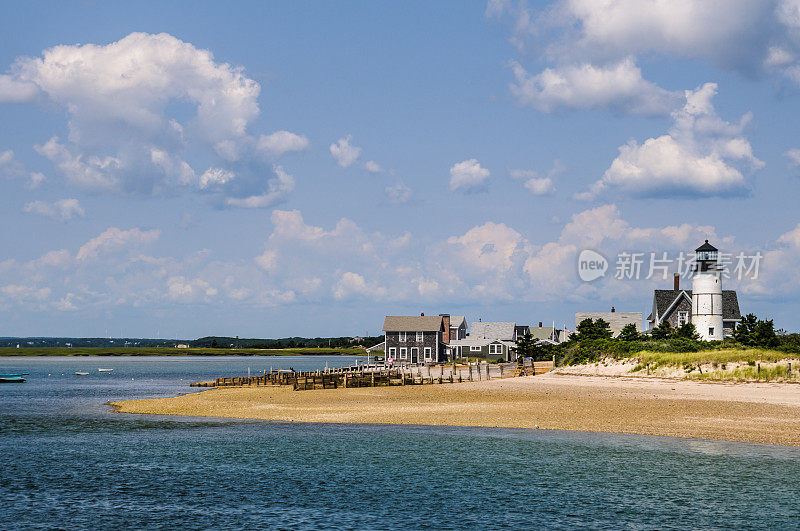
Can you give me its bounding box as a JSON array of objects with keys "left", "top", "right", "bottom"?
[
  {"left": 385, "top": 181, "right": 413, "bottom": 204},
  {"left": 785, "top": 148, "right": 800, "bottom": 167},
  {"left": 449, "top": 159, "right": 491, "bottom": 192},
  {"left": 446, "top": 222, "right": 529, "bottom": 273},
  {"left": 23, "top": 199, "right": 86, "bottom": 222},
  {"left": 0, "top": 74, "right": 39, "bottom": 103},
  {"left": 1, "top": 32, "right": 296, "bottom": 203},
  {"left": 199, "top": 168, "right": 235, "bottom": 190},
  {"left": 333, "top": 272, "right": 370, "bottom": 300},
  {"left": 76, "top": 227, "right": 161, "bottom": 261},
  {"left": 510, "top": 58, "right": 681, "bottom": 116},
  {"left": 257, "top": 130, "right": 310, "bottom": 157},
  {"left": 254, "top": 249, "right": 277, "bottom": 271},
  {"left": 364, "top": 160, "right": 383, "bottom": 173},
  {"left": 329, "top": 135, "right": 362, "bottom": 167},
  {"left": 584, "top": 83, "right": 762, "bottom": 198},
  {"left": 224, "top": 166, "right": 294, "bottom": 208},
  {"left": 166, "top": 276, "right": 218, "bottom": 302},
  {"left": 523, "top": 177, "right": 555, "bottom": 195}
]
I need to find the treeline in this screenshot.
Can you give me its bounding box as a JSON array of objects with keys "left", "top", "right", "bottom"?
[
  {"left": 513, "top": 314, "right": 799, "bottom": 366},
  {"left": 191, "top": 336, "right": 384, "bottom": 349}
]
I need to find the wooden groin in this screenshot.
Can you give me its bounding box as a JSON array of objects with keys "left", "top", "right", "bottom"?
[{"left": 189, "top": 359, "right": 553, "bottom": 391}]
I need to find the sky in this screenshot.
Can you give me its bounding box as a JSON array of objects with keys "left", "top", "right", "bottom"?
[{"left": 2, "top": 0, "right": 800, "bottom": 338}]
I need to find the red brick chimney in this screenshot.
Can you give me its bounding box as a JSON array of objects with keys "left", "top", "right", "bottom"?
[
  {"left": 538, "top": 322, "right": 543, "bottom": 327},
  {"left": 440, "top": 314, "right": 450, "bottom": 344},
  {"left": 674, "top": 273, "right": 680, "bottom": 291},
  {"left": 611, "top": 306, "right": 615, "bottom": 313},
  {"left": 420, "top": 312, "right": 424, "bottom": 316}
]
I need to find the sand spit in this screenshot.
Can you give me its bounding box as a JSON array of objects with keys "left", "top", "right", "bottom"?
[{"left": 111, "top": 373, "right": 800, "bottom": 446}]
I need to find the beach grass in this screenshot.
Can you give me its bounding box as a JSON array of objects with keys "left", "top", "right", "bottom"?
[
  {"left": 0, "top": 347, "right": 367, "bottom": 357},
  {"left": 634, "top": 348, "right": 789, "bottom": 367}
]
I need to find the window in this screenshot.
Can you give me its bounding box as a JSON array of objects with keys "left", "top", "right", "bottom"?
[
  {"left": 416, "top": 331, "right": 423, "bottom": 342},
  {"left": 470, "top": 345, "right": 481, "bottom": 352},
  {"left": 424, "top": 347, "right": 432, "bottom": 360},
  {"left": 398, "top": 332, "right": 406, "bottom": 342},
  {"left": 678, "top": 312, "right": 688, "bottom": 326},
  {"left": 399, "top": 347, "right": 407, "bottom": 360},
  {"left": 489, "top": 344, "right": 503, "bottom": 355},
  {"left": 708, "top": 327, "right": 714, "bottom": 336},
  {"left": 388, "top": 347, "right": 396, "bottom": 359}
]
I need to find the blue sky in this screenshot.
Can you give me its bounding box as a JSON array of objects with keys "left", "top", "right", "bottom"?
[{"left": 2, "top": 0, "right": 800, "bottom": 338}]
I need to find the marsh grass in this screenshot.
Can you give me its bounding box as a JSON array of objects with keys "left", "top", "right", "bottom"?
[
  {"left": 626, "top": 349, "right": 799, "bottom": 382},
  {"left": 635, "top": 349, "right": 788, "bottom": 368},
  {"left": 0, "top": 347, "right": 366, "bottom": 357}
]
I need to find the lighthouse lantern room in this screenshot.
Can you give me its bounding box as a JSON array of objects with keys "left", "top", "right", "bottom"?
[{"left": 691, "top": 240, "right": 724, "bottom": 341}]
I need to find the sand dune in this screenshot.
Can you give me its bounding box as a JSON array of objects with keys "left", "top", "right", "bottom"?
[{"left": 112, "top": 373, "right": 800, "bottom": 446}]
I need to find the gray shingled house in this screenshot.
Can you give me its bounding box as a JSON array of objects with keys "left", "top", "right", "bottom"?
[
  {"left": 382, "top": 314, "right": 447, "bottom": 364},
  {"left": 449, "top": 321, "right": 519, "bottom": 362}
]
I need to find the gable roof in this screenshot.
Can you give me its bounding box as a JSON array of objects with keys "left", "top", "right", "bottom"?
[
  {"left": 529, "top": 326, "right": 556, "bottom": 341},
  {"left": 648, "top": 289, "right": 741, "bottom": 322},
  {"left": 469, "top": 322, "right": 516, "bottom": 341},
  {"left": 448, "top": 316, "right": 466, "bottom": 329},
  {"left": 383, "top": 315, "right": 444, "bottom": 332}
]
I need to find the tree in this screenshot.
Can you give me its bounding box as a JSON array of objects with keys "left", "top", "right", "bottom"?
[
  {"left": 513, "top": 332, "right": 536, "bottom": 360},
  {"left": 617, "top": 323, "right": 640, "bottom": 341},
  {"left": 734, "top": 313, "right": 778, "bottom": 347},
  {"left": 733, "top": 313, "right": 758, "bottom": 345},
  {"left": 650, "top": 321, "right": 673, "bottom": 339},
  {"left": 575, "top": 318, "right": 613, "bottom": 340},
  {"left": 674, "top": 323, "right": 699, "bottom": 340},
  {"left": 211, "top": 339, "right": 218, "bottom": 348}
]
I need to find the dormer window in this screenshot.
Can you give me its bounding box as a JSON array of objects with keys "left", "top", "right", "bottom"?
[
  {"left": 399, "top": 332, "right": 407, "bottom": 342},
  {"left": 416, "top": 331, "right": 423, "bottom": 341}
]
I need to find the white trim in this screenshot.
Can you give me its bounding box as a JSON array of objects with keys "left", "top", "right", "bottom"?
[
  {"left": 399, "top": 347, "right": 407, "bottom": 360},
  {"left": 424, "top": 347, "right": 432, "bottom": 360},
  {"left": 410, "top": 347, "right": 418, "bottom": 361},
  {"left": 388, "top": 347, "right": 396, "bottom": 358},
  {"left": 470, "top": 345, "right": 481, "bottom": 352},
  {"left": 416, "top": 331, "right": 423, "bottom": 342},
  {"left": 399, "top": 331, "right": 407, "bottom": 342}
]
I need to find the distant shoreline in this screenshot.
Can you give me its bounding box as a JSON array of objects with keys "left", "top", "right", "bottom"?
[
  {"left": 0, "top": 347, "right": 368, "bottom": 357},
  {"left": 112, "top": 373, "right": 800, "bottom": 447}
]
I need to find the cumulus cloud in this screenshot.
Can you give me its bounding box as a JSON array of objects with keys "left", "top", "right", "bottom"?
[
  {"left": 582, "top": 83, "right": 762, "bottom": 199},
  {"left": 224, "top": 166, "right": 294, "bottom": 208},
  {"left": 76, "top": 227, "right": 160, "bottom": 261},
  {"left": 785, "top": 148, "right": 800, "bottom": 168},
  {"left": 510, "top": 58, "right": 681, "bottom": 116},
  {"left": 385, "top": 181, "right": 413, "bottom": 204},
  {"left": 492, "top": 1, "right": 800, "bottom": 113},
  {"left": 23, "top": 199, "right": 85, "bottom": 222},
  {"left": 0, "top": 149, "right": 44, "bottom": 188},
  {"left": 449, "top": 159, "right": 491, "bottom": 192},
  {"left": 330, "top": 135, "right": 362, "bottom": 167},
  {"left": 257, "top": 131, "right": 310, "bottom": 157},
  {"left": 511, "top": 169, "right": 556, "bottom": 196},
  {"left": 364, "top": 160, "right": 383, "bottom": 173},
  {"left": 0, "top": 32, "right": 300, "bottom": 205}
]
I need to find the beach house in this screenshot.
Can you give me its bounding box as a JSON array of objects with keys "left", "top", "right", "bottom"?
[
  {"left": 449, "top": 321, "right": 520, "bottom": 362},
  {"left": 382, "top": 314, "right": 447, "bottom": 364}
]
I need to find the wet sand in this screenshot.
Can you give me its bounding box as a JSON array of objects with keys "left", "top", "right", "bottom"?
[{"left": 111, "top": 373, "right": 800, "bottom": 446}]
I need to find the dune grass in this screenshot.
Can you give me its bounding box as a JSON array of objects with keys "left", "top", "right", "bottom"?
[{"left": 634, "top": 349, "right": 789, "bottom": 368}]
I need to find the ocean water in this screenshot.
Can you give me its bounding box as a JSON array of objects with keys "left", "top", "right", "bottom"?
[{"left": 2, "top": 356, "right": 800, "bottom": 530}]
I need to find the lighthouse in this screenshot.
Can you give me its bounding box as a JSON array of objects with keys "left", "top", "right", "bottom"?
[{"left": 691, "top": 240, "right": 724, "bottom": 341}]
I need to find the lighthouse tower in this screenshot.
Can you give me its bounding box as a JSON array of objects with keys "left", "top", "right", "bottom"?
[{"left": 691, "top": 240, "right": 724, "bottom": 341}]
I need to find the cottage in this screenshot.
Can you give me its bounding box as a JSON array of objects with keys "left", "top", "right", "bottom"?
[
  {"left": 450, "top": 321, "right": 519, "bottom": 362},
  {"left": 382, "top": 314, "right": 447, "bottom": 364}
]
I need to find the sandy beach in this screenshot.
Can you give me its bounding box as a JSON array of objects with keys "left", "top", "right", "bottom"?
[{"left": 112, "top": 373, "right": 800, "bottom": 446}]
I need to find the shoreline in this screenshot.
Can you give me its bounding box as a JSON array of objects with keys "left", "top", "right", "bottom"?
[{"left": 112, "top": 373, "right": 800, "bottom": 447}]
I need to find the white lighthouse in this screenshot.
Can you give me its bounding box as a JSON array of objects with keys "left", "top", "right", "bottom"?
[{"left": 691, "top": 240, "right": 724, "bottom": 341}]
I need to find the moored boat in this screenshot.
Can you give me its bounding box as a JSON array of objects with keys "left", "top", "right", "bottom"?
[
  {"left": 75, "top": 372, "right": 89, "bottom": 376},
  {"left": 0, "top": 373, "right": 26, "bottom": 383},
  {"left": 98, "top": 368, "right": 113, "bottom": 372}
]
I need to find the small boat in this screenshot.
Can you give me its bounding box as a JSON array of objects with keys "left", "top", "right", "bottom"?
[
  {"left": 75, "top": 372, "right": 89, "bottom": 376},
  {"left": 0, "top": 375, "right": 25, "bottom": 383},
  {"left": 98, "top": 368, "right": 113, "bottom": 372}
]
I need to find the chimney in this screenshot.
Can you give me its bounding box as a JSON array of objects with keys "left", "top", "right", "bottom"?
[
  {"left": 611, "top": 306, "right": 615, "bottom": 313},
  {"left": 674, "top": 273, "right": 680, "bottom": 291},
  {"left": 440, "top": 314, "right": 450, "bottom": 344},
  {"left": 420, "top": 312, "right": 424, "bottom": 316},
  {"left": 539, "top": 322, "right": 543, "bottom": 327}
]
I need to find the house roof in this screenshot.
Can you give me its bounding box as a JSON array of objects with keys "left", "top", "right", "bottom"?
[
  {"left": 382, "top": 315, "right": 444, "bottom": 332},
  {"left": 448, "top": 316, "right": 466, "bottom": 329},
  {"left": 529, "top": 326, "right": 556, "bottom": 341},
  {"left": 647, "top": 289, "right": 741, "bottom": 322},
  {"left": 469, "top": 322, "right": 516, "bottom": 341},
  {"left": 366, "top": 341, "right": 385, "bottom": 352},
  {"left": 450, "top": 338, "right": 516, "bottom": 348}
]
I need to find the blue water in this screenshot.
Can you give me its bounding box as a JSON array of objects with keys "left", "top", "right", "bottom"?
[{"left": 2, "top": 357, "right": 800, "bottom": 529}]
